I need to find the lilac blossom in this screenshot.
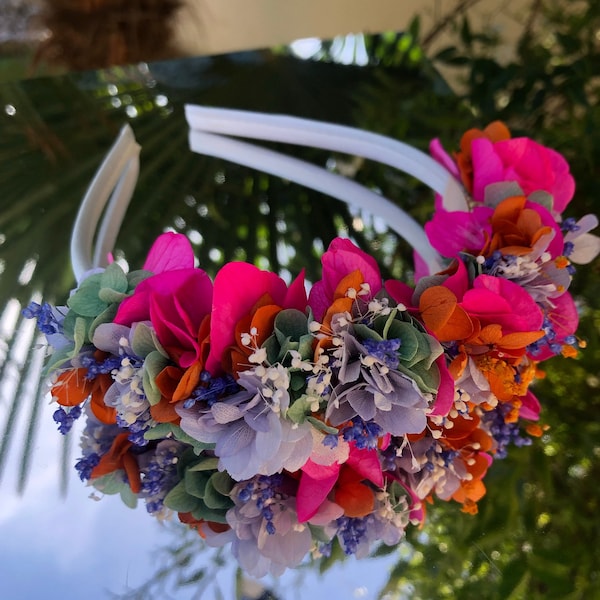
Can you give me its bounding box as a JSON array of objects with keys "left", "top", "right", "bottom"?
[
  {"left": 177, "top": 368, "right": 313, "bottom": 481},
  {"left": 326, "top": 331, "right": 429, "bottom": 436}
]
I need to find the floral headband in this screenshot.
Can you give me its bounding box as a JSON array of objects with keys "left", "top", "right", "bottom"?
[{"left": 26, "top": 107, "right": 599, "bottom": 577}]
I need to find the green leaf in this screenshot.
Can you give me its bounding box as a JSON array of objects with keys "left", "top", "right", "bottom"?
[
  {"left": 385, "top": 320, "right": 418, "bottom": 362},
  {"left": 483, "top": 181, "right": 525, "bottom": 207},
  {"left": 275, "top": 309, "right": 309, "bottom": 342},
  {"left": 143, "top": 350, "right": 169, "bottom": 405},
  {"left": 72, "top": 316, "right": 89, "bottom": 353},
  {"left": 98, "top": 287, "right": 127, "bottom": 304},
  {"left": 132, "top": 322, "right": 165, "bottom": 358},
  {"left": 100, "top": 262, "right": 128, "bottom": 293},
  {"left": 287, "top": 395, "right": 313, "bottom": 423},
  {"left": 209, "top": 471, "right": 235, "bottom": 496},
  {"left": 127, "top": 269, "right": 153, "bottom": 290},
  {"left": 190, "top": 505, "right": 229, "bottom": 524},
  {"left": 92, "top": 470, "right": 128, "bottom": 495},
  {"left": 528, "top": 190, "right": 554, "bottom": 212},
  {"left": 188, "top": 457, "right": 220, "bottom": 472},
  {"left": 120, "top": 484, "right": 138, "bottom": 509},
  {"left": 203, "top": 476, "right": 234, "bottom": 510},
  {"left": 307, "top": 416, "right": 338, "bottom": 435},
  {"left": 164, "top": 480, "right": 201, "bottom": 513},
  {"left": 143, "top": 422, "right": 177, "bottom": 440},
  {"left": 184, "top": 470, "right": 211, "bottom": 499},
  {"left": 89, "top": 303, "right": 118, "bottom": 341},
  {"left": 67, "top": 281, "right": 107, "bottom": 317}
]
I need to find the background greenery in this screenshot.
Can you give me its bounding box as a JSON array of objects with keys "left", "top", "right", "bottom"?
[{"left": 0, "top": 2, "right": 599, "bottom": 598}]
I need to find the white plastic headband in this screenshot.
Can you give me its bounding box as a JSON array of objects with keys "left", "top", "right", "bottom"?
[
  {"left": 71, "top": 107, "right": 466, "bottom": 281},
  {"left": 71, "top": 125, "right": 140, "bottom": 282},
  {"left": 184, "top": 105, "right": 467, "bottom": 212}
]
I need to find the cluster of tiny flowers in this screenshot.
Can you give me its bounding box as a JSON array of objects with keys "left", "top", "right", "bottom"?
[
  {"left": 22, "top": 301, "right": 62, "bottom": 336},
  {"left": 141, "top": 441, "right": 181, "bottom": 516},
  {"left": 483, "top": 404, "right": 533, "bottom": 459},
  {"left": 341, "top": 417, "right": 383, "bottom": 449},
  {"left": 74, "top": 418, "right": 118, "bottom": 481},
  {"left": 362, "top": 338, "right": 402, "bottom": 370},
  {"left": 79, "top": 354, "right": 121, "bottom": 379},
  {"left": 184, "top": 371, "right": 239, "bottom": 409},
  {"left": 237, "top": 474, "right": 285, "bottom": 535},
  {"left": 529, "top": 317, "right": 579, "bottom": 358},
  {"left": 334, "top": 516, "right": 369, "bottom": 555},
  {"left": 52, "top": 405, "right": 82, "bottom": 434}
]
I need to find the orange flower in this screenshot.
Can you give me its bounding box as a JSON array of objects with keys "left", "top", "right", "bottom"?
[
  {"left": 455, "top": 121, "right": 511, "bottom": 193},
  {"left": 90, "top": 432, "right": 141, "bottom": 493},
  {"left": 52, "top": 366, "right": 116, "bottom": 424},
  {"left": 226, "top": 300, "right": 282, "bottom": 375},
  {"left": 480, "top": 195, "right": 554, "bottom": 257},
  {"left": 178, "top": 512, "right": 230, "bottom": 538}
]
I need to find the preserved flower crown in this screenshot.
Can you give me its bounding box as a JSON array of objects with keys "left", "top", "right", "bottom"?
[{"left": 26, "top": 114, "right": 599, "bottom": 577}]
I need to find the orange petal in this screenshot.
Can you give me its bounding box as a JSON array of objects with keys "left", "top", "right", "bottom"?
[
  {"left": 449, "top": 352, "right": 468, "bottom": 379},
  {"left": 52, "top": 368, "right": 94, "bottom": 406},
  {"left": 476, "top": 324, "right": 503, "bottom": 345},
  {"left": 91, "top": 374, "right": 117, "bottom": 424},
  {"left": 419, "top": 286, "right": 457, "bottom": 332},
  {"left": 172, "top": 361, "right": 202, "bottom": 403},
  {"left": 156, "top": 365, "right": 184, "bottom": 400},
  {"left": 333, "top": 269, "right": 365, "bottom": 301},
  {"left": 452, "top": 478, "right": 486, "bottom": 504},
  {"left": 150, "top": 398, "right": 181, "bottom": 424},
  {"left": 491, "top": 196, "right": 527, "bottom": 228},
  {"left": 483, "top": 121, "right": 511, "bottom": 142},
  {"left": 250, "top": 304, "right": 281, "bottom": 346},
  {"left": 90, "top": 433, "right": 131, "bottom": 478},
  {"left": 322, "top": 296, "right": 354, "bottom": 330},
  {"left": 334, "top": 481, "right": 375, "bottom": 518},
  {"left": 420, "top": 286, "right": 474, "bottom": 341},
  {"left": 499, "top": 330, "right": 545, "bottom": 350},
  {"left": 123, "top": 452, "right": 141, "bottom": 494}
]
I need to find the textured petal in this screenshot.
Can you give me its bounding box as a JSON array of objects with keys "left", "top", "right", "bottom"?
[
  {"left": 143, "top": 232, "right": 195, "bottom": 273},
  {"left": 215, "top": 422, "right": 254, "bottom": 457},
  {"left": 93, "top": 323, "right": 131, "bottom": 354},
  {"left": 211, "top": 402, "right": 244, "bottom": 424},
  {"left": 429, "top": 138, "right": 460, "bottom": 178}
]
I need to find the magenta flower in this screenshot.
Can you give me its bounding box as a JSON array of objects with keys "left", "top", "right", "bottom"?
[
  {"left": 309, "top": 238, "right": 382, "bottom": 321},
  {"left": 115, "top": 233, "right": 212, "bottom": 368},
  {"left": 431, "top": 126, "right": 575, "bottom": 214},
  {"left": 205, "top": 262, "right": 306, "bottom": 375},
  {"left": 424, "top": 196, "right": 493, "bottom": 259},
  {"left": 461, "top": 274, "right": 544, "bottom": 333},
  {"left": 469, "top": 137, "right": 575, "bottom": 213}
]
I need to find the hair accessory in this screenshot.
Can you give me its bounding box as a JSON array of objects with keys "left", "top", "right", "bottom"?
[{"left": 25, "top": 108, "right": 599, "bottom": 577}]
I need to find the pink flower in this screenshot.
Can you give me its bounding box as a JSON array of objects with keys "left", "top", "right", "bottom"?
[
  {"left": 424, "top": 196, "right": 493, "bottom": 259},
  {"left": 470, "top": 137, "right": 575, "bottom": 213},
  {"left": 114, "top": 234, "right": 213, "bottom": 368},
  {"left": 205, "top": 262, "right": 307, "bottom": 375},
  {"left": 296, "top": 444, "right": 383, "bottom": 523},
  {"left": 431, "top": 124, "right": 575, "bottom": 214},
  {"left": 461, "top": 274, "right": 544, "bottom": 333},
  {"left": 309, "top": 238, "right": 382, "bottom": 322}
]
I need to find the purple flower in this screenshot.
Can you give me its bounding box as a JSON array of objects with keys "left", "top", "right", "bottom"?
[
  {"left": 326, "top": 332, "right": 428, "bottom": 436},
  {"left": 177, "top": 369, "right": 313, "bottom": 481}
]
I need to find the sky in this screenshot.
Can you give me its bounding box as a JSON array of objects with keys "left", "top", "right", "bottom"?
[{"left": 0, "top": 398, "right": 400, "bottom": 600}]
